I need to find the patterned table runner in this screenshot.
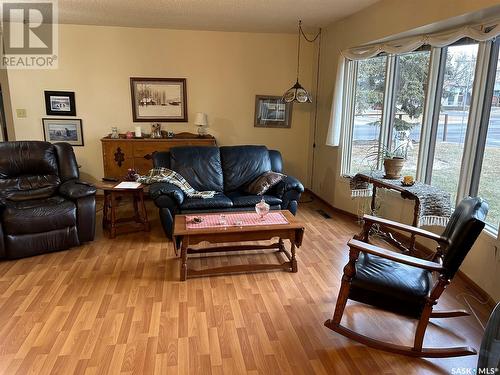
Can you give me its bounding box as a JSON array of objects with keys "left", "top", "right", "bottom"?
[
  {"left": 185, "top": 212, "right": 289, "bottom": 229},
  {"left": 350, "top": 171, "right": 452, "bottom": 227}
]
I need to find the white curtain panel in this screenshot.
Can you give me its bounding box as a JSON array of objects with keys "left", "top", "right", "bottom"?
[
  {"left": 326, "top": 19, "right": 500, "bottom": 146},
  {"left": 326, "top": 54, "right": 346, "bottom": 146}
]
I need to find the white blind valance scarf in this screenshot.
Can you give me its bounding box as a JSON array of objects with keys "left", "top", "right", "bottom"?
[{"left": 326, "top": 19, "right": 500, "bottom": 146}]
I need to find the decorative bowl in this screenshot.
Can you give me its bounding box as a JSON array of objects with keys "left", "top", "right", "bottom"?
[{"left": 401, "top": 180, "right": 415, "bottom": 187}]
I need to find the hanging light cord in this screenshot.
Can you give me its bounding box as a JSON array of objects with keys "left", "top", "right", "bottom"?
[
  {"left": 311, "top": 28, "right": 322, "bottom": 189},
  {"left": 288, "top": 20, "right": 322, "bottom": 189},
  {"left": 296, "top": 20, "right": 322, "bottom": 79},
  {"left": 296, "top": 21, "right": 301, "bottom": 79},
  {"left": 455, "top": 292, "right": 491, "bottom": 330},
  {"left": 299, "top": 21, "right": 322, "bottom": 43},
  {"left": 296, "top": 20, "right": 322, "bottom": 189}
]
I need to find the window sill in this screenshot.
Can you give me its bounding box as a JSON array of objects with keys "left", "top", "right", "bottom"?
[
  {"left": 325, "top": 143, "right": 339, "bottom": 149},
  {"left": 483, "top": 224, "right": 499, "bottom": 241},
  {"left": 338, "top": 174, "right": 352, "bottom": 184}
]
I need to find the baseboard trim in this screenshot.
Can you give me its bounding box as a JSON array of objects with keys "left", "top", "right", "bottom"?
[
  {"left": 303, "top": 189, "right": 357, "bottom": 220},
  {"left": 304, "top": 188, "right": 497, "bottom": 310}
]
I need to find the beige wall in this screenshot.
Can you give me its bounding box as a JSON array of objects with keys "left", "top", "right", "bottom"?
[
  {"left": 313, "top": 0, "right": 500, "bottom": 301},
  {"left": 0, "top": 68, "right": 15, "bottom": 141},
  {"left": 6, "top": 25, "right": 315, "bottom": 182}
]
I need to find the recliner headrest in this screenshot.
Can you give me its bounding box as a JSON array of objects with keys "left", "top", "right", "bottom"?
[{"left": 0, "top": 141, "right": 59, "bottom": 178}]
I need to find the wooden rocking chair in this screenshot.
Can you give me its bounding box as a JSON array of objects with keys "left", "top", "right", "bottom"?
[{"left": 325, "top": 197, "right": 488, "bottom": 358}]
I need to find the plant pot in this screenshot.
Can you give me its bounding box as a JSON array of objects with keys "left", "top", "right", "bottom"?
[{"left": 383, "top": 157, "right": 405, "bottom": 179}]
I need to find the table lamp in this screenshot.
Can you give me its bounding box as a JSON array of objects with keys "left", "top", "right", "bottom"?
[{"left": 194, "top": 112, "right": 208, "bottom": 136}]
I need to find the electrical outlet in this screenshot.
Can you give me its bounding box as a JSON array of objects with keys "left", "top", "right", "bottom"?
[{"left": 16, "top": 109, "right": 27, "bottom": 118}]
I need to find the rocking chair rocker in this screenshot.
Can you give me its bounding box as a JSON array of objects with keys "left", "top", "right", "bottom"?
[{"left": 325, "top": 197, "right": 488, "bottom": 358}]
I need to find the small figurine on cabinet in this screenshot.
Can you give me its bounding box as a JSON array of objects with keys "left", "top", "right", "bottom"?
[
  {"left": 160, "top": 130, "right": 174, "bottom": 138},
  {"left": 151, "top": 123, "right": 162, "bottom": 138},
  {"left": 110, "top": 127, "right": 119, "bottom": 139}
]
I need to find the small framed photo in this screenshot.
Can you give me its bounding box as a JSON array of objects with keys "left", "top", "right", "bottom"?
[
  {"left": 44, "top": 91, "right": 76, "bottom": 116},
  {"left": 130, "top": 77, "right": 188, "bottom": 122},
  {"left": 42, "top": 118, "right": 84, "bottom": 146},
  {"left": 254, "top": 95, "right": 292, "bottom": 128}
]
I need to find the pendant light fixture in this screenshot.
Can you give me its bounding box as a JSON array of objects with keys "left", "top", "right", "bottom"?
[{"left": 283, "top": 20, "right": 321, "bottom": 104}]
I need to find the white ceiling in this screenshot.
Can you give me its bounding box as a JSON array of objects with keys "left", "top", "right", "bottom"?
[{"left": 57, "top": 0, "right": 380, "bottom": 33}]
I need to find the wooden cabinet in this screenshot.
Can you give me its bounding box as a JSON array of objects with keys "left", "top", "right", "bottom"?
[{"left": 101, "top": 133, "right": 216, "bottom": 179}]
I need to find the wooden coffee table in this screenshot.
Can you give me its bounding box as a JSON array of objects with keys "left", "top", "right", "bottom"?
[{"left": 172, "top": 210, "right": 305, "bottom": 281}]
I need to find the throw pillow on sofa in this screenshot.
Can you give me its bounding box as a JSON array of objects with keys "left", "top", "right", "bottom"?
[{"left": 245, "top": 171, "right": 286, "bottom": 195}]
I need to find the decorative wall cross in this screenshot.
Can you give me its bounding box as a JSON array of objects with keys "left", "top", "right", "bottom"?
[{"left": 114, "top": 147, "right": 125, "bottom": 167}]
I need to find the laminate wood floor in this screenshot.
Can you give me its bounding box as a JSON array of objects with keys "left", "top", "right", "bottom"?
[{"left": 0, "top": 196, "right": 492, "bottom": 374}]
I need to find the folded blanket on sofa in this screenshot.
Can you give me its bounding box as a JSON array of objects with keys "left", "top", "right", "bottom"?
[{"left": 136, "top": 168, "right": 216, "bottom": 199}]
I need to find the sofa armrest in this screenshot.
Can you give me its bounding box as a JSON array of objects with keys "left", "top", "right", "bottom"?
[
  {"left": 59, "top": 180, "right": 96, "bottom": 200},
  {"left": 149, "top": 182, "right": 184, "bottom": 206},
  {"left": 75, "top": 195, "right": 96, "bottom": 242},
  {"left": 273, "top": 175, "right": 304, "bottom": 198},
  {"left": 269, "top": 175, "right": 304, "bottom": 215}
]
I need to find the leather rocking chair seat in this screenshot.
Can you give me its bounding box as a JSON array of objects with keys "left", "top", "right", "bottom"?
[{"left": 349, "top": 252, "right": 433, "bottom": 318}]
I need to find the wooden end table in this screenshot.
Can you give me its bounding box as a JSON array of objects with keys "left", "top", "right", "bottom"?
[
  {"left": 354, "top": 172, "right": 424, "bottom": 253},
  {"left": 172, "top": 210, "right": 305, "bottom": 281},
  {"left": 96, "top": 182, "right": 150, "bottom": 238}
]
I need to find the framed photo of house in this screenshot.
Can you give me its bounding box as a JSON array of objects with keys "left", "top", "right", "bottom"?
[
  {"left": 44, "top": 91, "right": 76, "bottom": 116},
  {"left": 254, "top": 95, "right": 292, "bottom": 128},
  {"left": 130, "top": 77, "right": 188, "bottom": 122},
  {"left": 42, "top": 118, "right": 84, "bottom": 146}
]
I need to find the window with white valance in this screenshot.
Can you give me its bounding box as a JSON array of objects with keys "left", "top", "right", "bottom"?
[{"left": 326, "top": 19, "right": 500, "bottom": 233}]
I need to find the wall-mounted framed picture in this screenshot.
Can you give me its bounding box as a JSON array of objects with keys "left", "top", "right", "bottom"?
[
  {"left": 254, "top": 95, "right": 293, "bottom": 128},
  {"left": 42, "top": 118, "right": 84, "bottom": 146},
  {"left": 130, "top": 77, "right": 188, "bottom": 122},
  {"left": 44, "top": 91, "right": 76, "bottom": 116}
]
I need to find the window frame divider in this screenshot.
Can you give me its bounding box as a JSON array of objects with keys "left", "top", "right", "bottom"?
[
  {"left": 424, "top": 47, "right": 447, "bottom": 185},
  {"left": 470, "top": 39, "right": 499, "bottom": 197},
  {"left": 457, "top": 41, "right": 492, "bottom": 203},
  {"left": 379, "top": 55, "right": 397, "bottom": 166},
  {"left": 417, "top": 47, "right": 442, "bottom": 181}
]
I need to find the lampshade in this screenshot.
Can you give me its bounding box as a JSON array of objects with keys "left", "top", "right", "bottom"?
[
  {"left": 283, "top": 20, "right": 320, "bottom": 104},
  {"left": 283, "top": 80, "right": 312, "bottom": 103},
  {"left": 194, "top": 112, "right": 208, "bottom": 127}
]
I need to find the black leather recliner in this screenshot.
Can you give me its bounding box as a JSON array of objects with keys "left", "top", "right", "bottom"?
[
  {"left": 0, "top": 141, "right": 96, "bottom": 259},
  {"left": 149, "top": 145, "right": 304, "bottom": 239}
]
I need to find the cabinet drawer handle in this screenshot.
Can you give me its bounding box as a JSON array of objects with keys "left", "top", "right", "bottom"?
[{"left": 143, "top": 154, "right": 152, "bottom": 160}]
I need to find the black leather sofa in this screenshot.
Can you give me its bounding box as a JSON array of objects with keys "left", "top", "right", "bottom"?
[
  {"left": 0, "top": 141, "right": 96, "bottom": 259},
  {"left": 150, "top": 145, "right": 304, "bottom": 239}
]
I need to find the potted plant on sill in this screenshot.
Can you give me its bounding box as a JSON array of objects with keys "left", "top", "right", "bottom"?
[
  {"left": 382, "top": 147, "right": 406, "bottom": 179},
  {"left": 365, "top": 142, "right": 410, "bottom": 179}
]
